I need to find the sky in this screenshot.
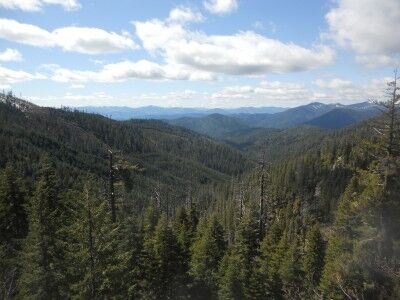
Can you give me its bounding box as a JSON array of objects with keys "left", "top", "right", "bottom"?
[{"left": 0, "top": 0, "right": 399, "bottom": 108}]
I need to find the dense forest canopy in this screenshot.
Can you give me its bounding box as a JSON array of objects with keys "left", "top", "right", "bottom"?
[{"left": 0, "top": 75, "right": 399, "bottom": 299}]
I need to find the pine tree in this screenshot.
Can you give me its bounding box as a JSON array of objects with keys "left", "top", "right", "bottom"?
[
  {"left": 190, "top": 215, "right": 226, "bottom": 299},
  {"left": 279, "top": 238, "right": 304, "bottom": 299},
  {"left": 373, "top": 70, "right": 400, "bottom": 255},
  {"left": 0, "top": 164, "right": 28, "bottom": 298},
  {"left": 302, "top": 224, "right": 325, "bottom": 293},
  {"left": 258, "top": 222, "right": 284, "bottom": 299},
  {"left": 139, "top": 202, "right": 161, "bottom": 298},
  {"left": 69, "top": 180, "right": 126, "bottom": 298},
  {"left": 18, "top": 157, "right": 71, "bottom": 298},
  {"left": 319, "top": 170, "right": 390, "bottom": 299},
  {"left": 218, "top": 249, "right": 243, "bottom": 300},
  {"left": 218, "top": 207, "right": 260, "bottom": 299},
  {"left": 173, "top": 206, "right": 196, "bottom": 293},
  {"left": 153, "top": 215, "right": 185, "bottom": 298},
  {"left": 117, "top": 214, "right": 142, "bottom": 299}
]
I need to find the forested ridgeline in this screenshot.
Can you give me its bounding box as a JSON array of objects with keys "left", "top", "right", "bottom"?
[
  {"left": 0, "top": 96, "right": 252, "bottom": 205},
  {"left": 1, "top": 77, "right": 400, "bottom": 299}
]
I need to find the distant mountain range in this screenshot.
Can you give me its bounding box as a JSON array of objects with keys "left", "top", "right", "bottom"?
[
  {"left": 75, "top": 102, "right": 380, "bottom": 138},
  {"left": 78, "top": 105, "right": 287, "bottom": 120},
  {"left": 169, "top": 102, "right": 381, "bottom": 137}
]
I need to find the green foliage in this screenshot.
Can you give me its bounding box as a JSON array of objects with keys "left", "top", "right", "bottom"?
[
  {"left": 302, "top": 224, "right": 325, "bottom": 293},
  {"left": 18, "top": 157, "right": 71, "bottom": 299},
  {"left": 0, "top": 164, "right": 27, "bottom": 298},
  {"left": 190, "top": 215, "right": 226, "bottom": 299},
  {"left": 0, "top": 86, "right": 399, "bottom": 299},
  {"left": 68, "top": 180, "right": 127, "bottom": 298}
]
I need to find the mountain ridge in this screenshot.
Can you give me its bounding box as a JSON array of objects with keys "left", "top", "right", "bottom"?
[{"left": 167, "top": 102, "right": 380, "bottom": 137}]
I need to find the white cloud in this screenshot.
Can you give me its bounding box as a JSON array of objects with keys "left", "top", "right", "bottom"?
[
  {"left": 28, "top": 91, "right": 115, "bottom": 107},
  {"left": 211, "top": 81, "right": 311, "bottom": 106},
  {"left": 312, "top": 78, "right": 392, "bottom": 103},
  {"left": 52, "top": 27, "right": 138, "bottom": 54},
  {"left": 0, "top": 18, "right": 138, "bottom": 54},
  {"left": 49, "top": 60, "right": 216, "bottom": 82},
  {"left": 134, "top": 19, "right": 335, "bottom": 77},
  {"left": 0, "top": 65, "right": 45, "bottom": 84},
  {"left": 27, "top": 77, "right": 393, "bottom": 108},
  {"left": 134, "top": 19, "right": 186, "bottom": 52},
  {"left": 0, "top": 48, "right": 23, "bottom": 62},
  {"left": 355, "top": 54, "right": 397, "bottom": 68},
  {"left": 204, "top": 0, "right": 238, "bottom": 15},
  {"left": 168, "top": 6, "right": 204, "bottom": 24},
  {"left": 0, "top": 19, "right": 54, "bottom": 47},
  {"left": 0, "top": 0, "right": 81, "bottom": 11},
  {"left": 326, "top": 0, "right": 400, "bottom": 67},
  {"left": 313, "top": 78, "right": 353, "bottom": 89},
  {"left": 42, "top": 0, "right": 81, "bottom": 10},
  {"left": 28, "top": 89, "right": 209, "bottom": 107},
  {"left": 210, "top": 78, "right": 391, "bottom": 106}
]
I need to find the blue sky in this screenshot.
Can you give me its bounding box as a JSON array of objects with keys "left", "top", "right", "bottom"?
[{"left": 0, "top": 0, "right": 399, "bottom": 107}]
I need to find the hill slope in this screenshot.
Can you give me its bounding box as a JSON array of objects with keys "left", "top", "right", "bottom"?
[
  {"left": 169, "top": 113, "right": 249, "bottom": 138},
  {"left": 303, "top": 107, "right": 380, "bottom": 128},
  {"left": 0, "top": 98, "right": 253, "bottom": 204}
]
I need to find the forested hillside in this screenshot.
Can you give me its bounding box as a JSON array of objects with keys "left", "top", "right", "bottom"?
[
  {"left": 0, "top": 77, "right": 399, "bottom": 299},
  {"left": 0, "top": 97, "right": 252, "bottom": 206},
  {"left": 170, "top": 113, "right": 250, "bottom": 138}
]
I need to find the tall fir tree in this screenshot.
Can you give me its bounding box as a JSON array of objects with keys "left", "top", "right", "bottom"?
[
  {"left": 139, "top": 202, "right": 161, "bottom": 298},
  {"left": 218, "top": 207, "right": 261, "bottom": 299},
  {"left": 0, "top": 164, "right": 28, "bottom": 299},
  {"left": 18, "top": 157, "right": 71, "bottom": 299},
  {"left": 69, "top": 179, "right": 126, "bottom": 298},
  {"left": 153, "top": 214, "right": 186, "bottom": 298},
  {"left": 190, "top": 215, "right": 226, "bottom": 299},
  {"left": 302, "top": 223, "right": 325, "bottom": 296}
]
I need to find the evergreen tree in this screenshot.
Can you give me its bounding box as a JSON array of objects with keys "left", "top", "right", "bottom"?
[
  {"left": 320, "top": 170, "right": 394, "bottom": 299},
  {"left": 173, "top": 206, "right": 196, "bottom": 295},
  {"left": 218, "top": 207, "right": 261, "bottom": 299},
  {"left": 153, "top": 215, "right": 185, "bottom": 298},
  {"left": 373, "top": 70, "right": 400, "bottom": 255},
  {"left": 117, "top": 214, "right": 143, "bottom": 299},
  {"left": 69, "top": 180, "right": 126, "bottom": 299},
  {"left": 139, "top": 202, "right": 161, "bottom": 298},
  {"left": 279, "top": 238, "right": 303, "bottom": 299},
  {"left": 0, "top": 164, "right": 28, "bottom": 298},
  {"left": 18, "top": 157, "right": 71, "bottom": 299},
  {"left": 302, "top": 224, "right": 325, "bottom": 294},
  {"left": 258, "top": 222, "right": 284, "bottom": 299},
  {"left": 190, "top": 215, "right": 226, "bottom": 299}
]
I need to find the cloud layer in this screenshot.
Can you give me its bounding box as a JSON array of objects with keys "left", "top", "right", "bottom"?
[
  {"left": 327, "top": 0, "right": 400, "bottom": 67},
  {"left": 134, "top": 16, "right": 335, "bottom": 78},
  {"left": 203, "top": 0, "right": 238, "bottom": 15},
  {"left": 48, "top": 60, "right": 215, "bottom": 82},
  {"left": 209, "top": 78, "right": 388, "bottom": 107},
  {"left": 25, "top": 77, "right": 390, "bottom": 108},
  {"left": 0, "top": 48, "right": 23, "bottom": 62},
  {"left": 0, "top": 0, "right": 81, "bottom": 11},
  {"left": 0, "top": 65, "right": 44, "bottom": 84},
  {"left": 0, "top": 19, "right": 137, "bottom": 54}
]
